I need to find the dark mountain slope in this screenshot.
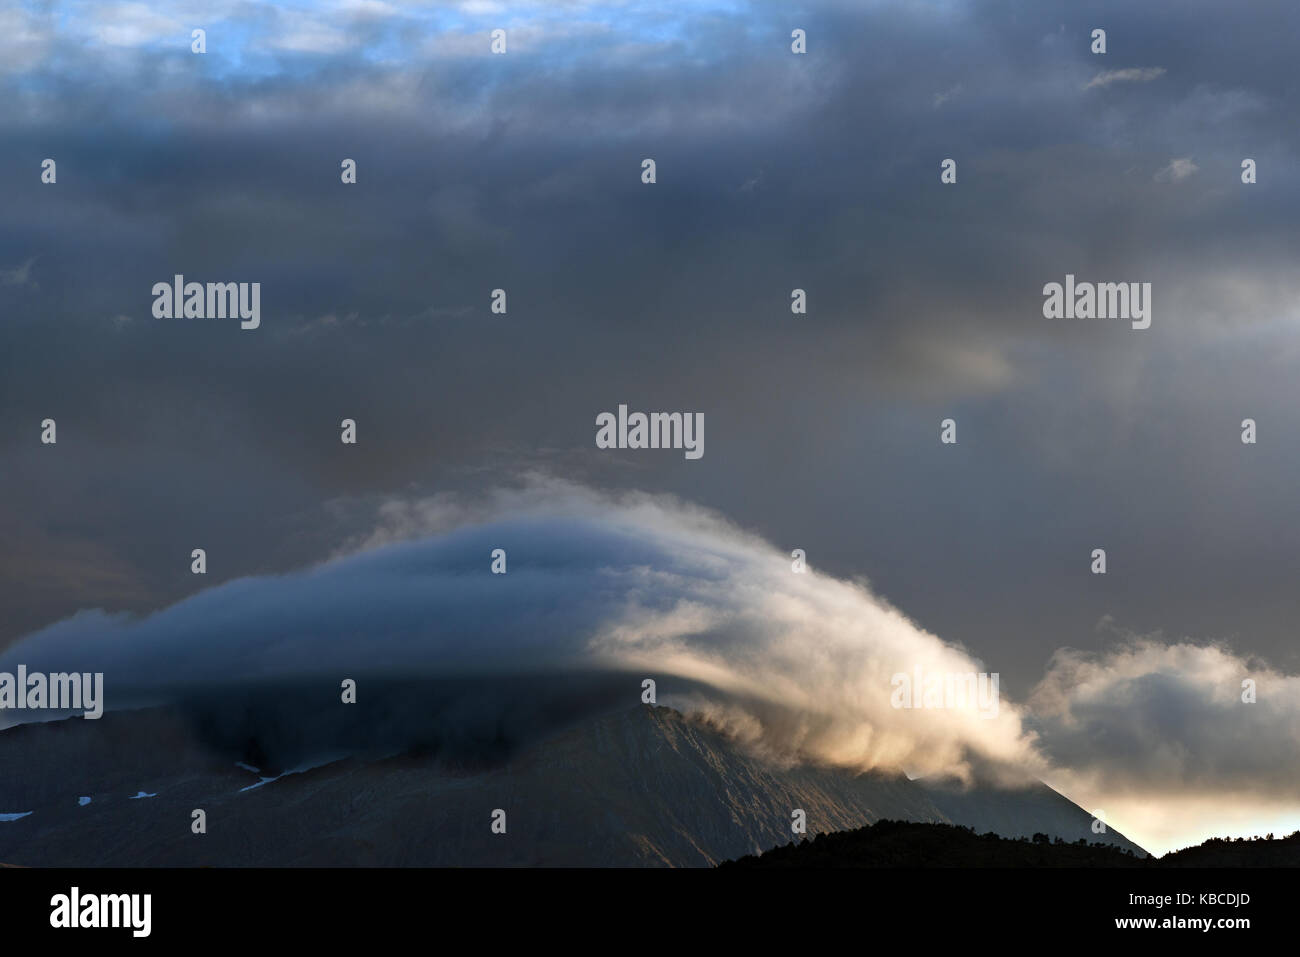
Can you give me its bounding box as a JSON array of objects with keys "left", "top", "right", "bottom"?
[{"left": 0, "top": 703, "right": 1146, "bottom": 865}]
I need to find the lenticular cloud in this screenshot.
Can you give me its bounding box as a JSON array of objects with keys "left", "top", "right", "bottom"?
[{"left": 0, "top": 480, "right": 1042, "bottom": 782}]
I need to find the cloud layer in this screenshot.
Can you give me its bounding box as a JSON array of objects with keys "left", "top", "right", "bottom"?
[
  {"left": 1030, "top": 637, "right": 1300, "bottom": 852},
  {"left": 0, "top": 482, "right": 1041, "bottom": 782},
  {"left": 3, "top": 1, "right": 1298, "bottom": 687}
]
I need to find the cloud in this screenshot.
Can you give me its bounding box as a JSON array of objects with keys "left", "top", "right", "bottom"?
[
  {"left": 0, "top": 9, "right": 51, "bottom": 74},
  {"left": 932, "top": 83, "right": 962, "bottom": 108},
  {"left": 1030, "top": 638, "right": 1300, "bottom": 853},
  {"left": 0, "top": 480, "right": 1042, "bottom": 785},
  {"left": 1084, "top": 66, "right": 1166, "bottom": 89},
  {"left": 0, "top": 257, "right": 36, "bottom": 287},
  {"left": 1154, "top": 157, "right": 1198, "bottom": 182},
  {"left": 263, "top": 11, "right": 355, "bottom": 54},
  {"left": 86, "top": 2, "right": 184, "bottom": 48}
]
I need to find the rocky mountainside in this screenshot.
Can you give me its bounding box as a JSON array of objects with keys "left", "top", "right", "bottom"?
[{"left": 0, "top": 704, "right": 1146, "bottom": 865}]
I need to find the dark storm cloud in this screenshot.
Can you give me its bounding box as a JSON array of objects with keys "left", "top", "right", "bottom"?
[{"left": 1, "top": 0, "right": 1298, "bottom": 709}]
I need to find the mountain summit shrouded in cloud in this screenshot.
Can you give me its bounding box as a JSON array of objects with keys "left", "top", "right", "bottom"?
[
  {"left": 3, "top": 480, "right": 1299, "bottom": 855},
  {"left": 0, "top": 481, "right": 1042, "bottom": 784}
]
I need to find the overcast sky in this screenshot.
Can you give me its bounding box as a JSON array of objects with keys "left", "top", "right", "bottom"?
[{"left": 2, "top": 0, "right": 1299, "bottom": 854}]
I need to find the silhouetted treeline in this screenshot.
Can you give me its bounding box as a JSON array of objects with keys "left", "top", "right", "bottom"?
[{"left": 719, "top": 820, "right": 1300, "bottom": 868}]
